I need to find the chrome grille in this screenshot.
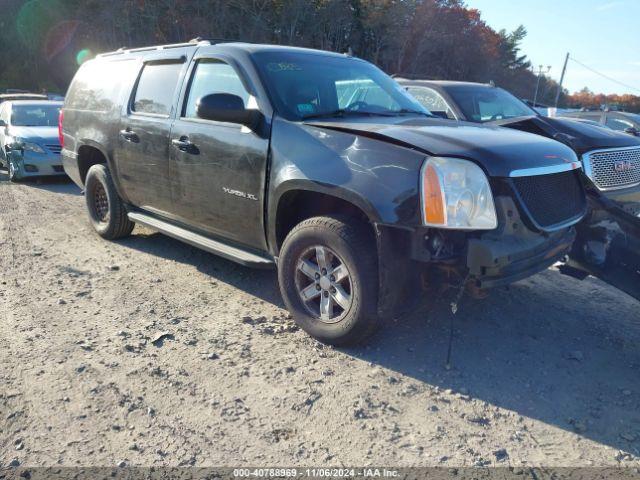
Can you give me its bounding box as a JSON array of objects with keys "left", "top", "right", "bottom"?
[
  {"left": 46, "top": 144, "right": 62, "bottom": 154},
  {"left": 583, "top": 146, "right": 640, "bottom": 191}
]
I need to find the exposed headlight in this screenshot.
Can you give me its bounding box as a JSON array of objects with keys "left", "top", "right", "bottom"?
[
  {"left": 22, "top": 142, "right": 46, "bottom": 154},
  {"left": 9, "top": 138, "right": 45, "bottom": 154},
  {"left": 421, "top": 157, "right": 497, "bottom": 230}
]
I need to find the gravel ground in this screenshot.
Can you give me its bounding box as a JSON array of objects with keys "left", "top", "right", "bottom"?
[{"left": 1, "top": 173, "right": 639, "bottom": 469}]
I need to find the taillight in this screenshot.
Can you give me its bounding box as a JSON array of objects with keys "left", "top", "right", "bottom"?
[{"left": 58, "top": 109, "right": 64, "bottom": 148}]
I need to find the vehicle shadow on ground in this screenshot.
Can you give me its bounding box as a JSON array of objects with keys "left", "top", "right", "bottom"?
[
  {"left": 118, "top": 226, "right": 640, "bottom": 454},
  {"left": 120, "top": 229, "right": 284, "bottom": 308},
  {"left": 19, "top": 176, "right": 81, "bottom": 195},
  {"left": 0, "top": 170, "right": 81, "bottom": 195},
  {"left": 347, "top": 271, "right": 640, "bottom": 455}
]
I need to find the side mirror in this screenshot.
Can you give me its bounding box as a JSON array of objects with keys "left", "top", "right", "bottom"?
[
  {"left": 624, "top": 127, "right": 639, "bottom": 136},
  {"left": 196, "top": 93, "right": 260, "bottom": 128}
]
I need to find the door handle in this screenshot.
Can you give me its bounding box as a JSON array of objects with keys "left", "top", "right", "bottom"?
[
  {"left": 119, "top": 129, "right": 139, "bottom": 142},
  {"left": 171, "top": 137, "right": 197, "bottom": 153}
]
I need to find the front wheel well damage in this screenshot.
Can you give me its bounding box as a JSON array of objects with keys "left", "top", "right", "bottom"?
[
  {"left": 77, "top": 145, "right": 107, "bottom": 185},
  {"left": 275, "top": 190, "right": 374, "bottom": 252}
]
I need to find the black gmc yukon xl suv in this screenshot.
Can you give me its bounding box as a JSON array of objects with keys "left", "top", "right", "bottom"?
[{"left": 61, "top": 41, "right": 588, "bottom": 345}]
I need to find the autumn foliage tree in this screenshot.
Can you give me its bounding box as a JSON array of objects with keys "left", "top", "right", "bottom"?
[
  {"left": 0, "top": 0, "right": 636, "bottom": 110},
  {"left": 565, "top": 88, "right": 640, "bottom": 113}
]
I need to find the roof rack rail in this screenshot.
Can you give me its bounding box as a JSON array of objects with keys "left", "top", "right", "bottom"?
[
  {"left": 391, "top": 73, "right": 433, "bottom": 80},
  {"left": 189, "top": 37, "right": 249, "bottom": 44},
  {"left": 97, "top": 38, "right": 213, "bottom": 58}
]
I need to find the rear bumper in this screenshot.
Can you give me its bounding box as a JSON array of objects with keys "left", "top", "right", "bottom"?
[{"left": 61, "top": 149, "right": 82, "bottom": 186}]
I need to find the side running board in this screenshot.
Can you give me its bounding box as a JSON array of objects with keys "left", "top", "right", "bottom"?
[{"left": 127, "top": 212, "right": 274, "bottom": 269}]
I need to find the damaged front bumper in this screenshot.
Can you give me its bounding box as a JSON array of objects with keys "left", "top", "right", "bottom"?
[
  {"left": 8, "top": 149, "right": 66, "bottom": 177},
  {"left": 464, "top": 195, "right": 576, "bottom": 289},
  {"left": 467, "top": 227, "right": 574, "bottom": 289},
  {"left": 375, "top": 197, "right": 580, "bottom": 317}
]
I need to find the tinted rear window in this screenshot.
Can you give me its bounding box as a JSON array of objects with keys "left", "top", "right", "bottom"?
[
  {"left": 132, "top": 62, "right": 183, "bottom": 116},
  {"left": 66, "top": 59, "right": 136, "bottom": 111}
]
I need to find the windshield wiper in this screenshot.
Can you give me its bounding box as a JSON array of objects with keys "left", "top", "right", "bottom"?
[
  {"left": 391, "top": 109, "right": 435, "bottom": 117},
  {"left": 302, "top": 109, "right": 394, "bottom": 120}
]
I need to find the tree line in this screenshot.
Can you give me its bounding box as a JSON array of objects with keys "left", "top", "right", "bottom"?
[
  {"left": 0, "top": 0, "right": 637, "bottom": 111},
  {"left": 566, "top": 88, "right": 640, "bottom": 113}
]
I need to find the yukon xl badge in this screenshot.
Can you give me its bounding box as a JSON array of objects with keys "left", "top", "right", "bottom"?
[
  {"left": 223, "top": 187, "right": 258, "bottom": 201},
  {"left": 614, "top": 160, "right": 634, "bottom": 173}
]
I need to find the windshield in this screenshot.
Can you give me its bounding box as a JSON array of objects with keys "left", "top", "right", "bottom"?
[
  {"left": 445, "top": 86, "right": 536, "bottom": 123},
  {"left": 11, "top": 104, "right": 61, "bottom": 127},
  {"left": 252, "top": 51, "right": 430, "bottom": 120}
]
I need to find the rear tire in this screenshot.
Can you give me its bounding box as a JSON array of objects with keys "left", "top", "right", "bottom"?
[
  {"left": 278, "top": 215, "right": 380, "bottom": 346},
  {"left": 84, "top": 164, "right": 134, "bottom": 239}
]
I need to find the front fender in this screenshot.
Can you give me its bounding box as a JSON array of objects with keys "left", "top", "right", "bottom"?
[{"left": 267, "top": 117, "right": 426, "bottom": 246}]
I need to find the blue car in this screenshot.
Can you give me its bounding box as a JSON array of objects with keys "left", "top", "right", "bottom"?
[{"left": 0, "top": 100, "right": 64, "bottom": 182}]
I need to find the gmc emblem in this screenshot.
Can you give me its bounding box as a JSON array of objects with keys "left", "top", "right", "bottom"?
[{"left": 614, "top": 160, "right": 634, "bottom": 173}]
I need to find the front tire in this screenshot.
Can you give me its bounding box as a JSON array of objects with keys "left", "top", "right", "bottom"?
[
  {"left": 278, "top": 215, "right": 380, "bottom": 346},
  {"left": 84, "top": 164, "right": 134, "bottom": 240},
  {"left": 8, "top": 158, "right": 21, "bottom": 183}
]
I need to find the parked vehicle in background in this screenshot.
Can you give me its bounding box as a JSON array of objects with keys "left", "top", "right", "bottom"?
[
  {"left": 0, "top": 100, "right": 65, "bottom": 181},
  {"left": 560, "top": 110, "right": 640, "bottom": 137},
  {"left": 562, "top": 117, "right": 609, "bottom": 129},
  {"left": 521, "top": 98, "right": 552, "bottom": 116},
  {"left": 399, "top": 79, "right": 640, "bottom": 300},
  {"left": 61, "top": 40, "right": 589, "bottom": 345},
  {"left": 520, "top": 99, "right": 577, "bottom": 117},
  {"left": 0, "top": 93, "right": 48, "bottom": 106}
]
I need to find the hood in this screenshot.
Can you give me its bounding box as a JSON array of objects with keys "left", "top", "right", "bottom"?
[
  {"left": 9, "top": 126, "right": 59, "bottom": 145},
  {"left": 491, "top": 115, "right": 640, "bottom": 156},
  {"left": 304, "top": 116, "right": 579, "bottom": 177}
]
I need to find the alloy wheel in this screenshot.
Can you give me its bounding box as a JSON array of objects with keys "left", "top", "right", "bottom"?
[{"left": 294, "top": 245, "right": 353, "bottom": 323}]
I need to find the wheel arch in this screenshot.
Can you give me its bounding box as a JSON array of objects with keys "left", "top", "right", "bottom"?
[
  {"left": 76, "top": 141, "right": 111, "bottom": 186},
  {"left": 269, "top": 181, "right": 381, "bottom": 257},
  {"left": 271, "top": 183, "right": 422, "bottom": 324}
]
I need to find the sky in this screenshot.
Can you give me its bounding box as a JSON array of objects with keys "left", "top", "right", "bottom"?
[{"left": 465, "top": 0, "right": 640, "bottom": 95}]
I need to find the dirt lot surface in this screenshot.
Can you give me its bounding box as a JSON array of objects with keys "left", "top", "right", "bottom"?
[{"left": 1, "top": 174, "right": 639, "bottom": 469}]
